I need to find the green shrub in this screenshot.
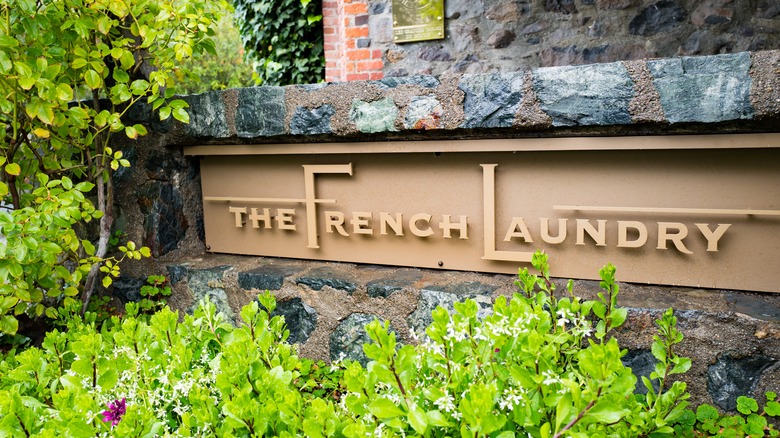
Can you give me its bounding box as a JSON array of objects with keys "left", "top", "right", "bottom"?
[
  {"left": 5, "top": 251, "right": 773, "bottom": 437},
  {"left": 0, "top": 0, "right": 227, "bottom": 341},
  {"left": 232, "top": 0, "right": 324, "bottom": 85}
]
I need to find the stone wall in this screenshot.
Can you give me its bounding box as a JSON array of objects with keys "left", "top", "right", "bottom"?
[
  {"left": 112, "top": 50, "right": 780, "bottom": 410},
  {"left": 322, "top": 0, "right": 780, "bottom": 80}
]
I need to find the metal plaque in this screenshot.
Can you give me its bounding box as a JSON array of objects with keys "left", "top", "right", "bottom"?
[
  {"left": 393, "top": 0, "right": 444, "bottom": 43},
  {"left": 187, "top": 134, "right": 780, "bottom": 293}
]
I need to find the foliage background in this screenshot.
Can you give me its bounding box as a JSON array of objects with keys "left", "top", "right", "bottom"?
[
  {"left": 176, "top": 11, "right": 258, "bottom": 94},
  {"left": 232, "top": 0, "right": 324, "bottom": 86}
]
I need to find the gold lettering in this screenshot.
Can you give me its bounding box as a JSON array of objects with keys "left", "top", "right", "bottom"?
[
  {"left": 657, "top": 222, "right": 692, "bottom": 254},
  {"left": 351, "top": 212, "right": 373, "bottom": 235},
  {"left": 576, "top": 219, "right": 607, "bottom": 246},
  {"left": 380, "top": 212, "right": 404, "bottom": 236},
  {"left": 480, "top": 164, "right": 533, "bottom": 262},
  {"left": 503, "top": 217, "right": 533, "bottom": 242},
  {"left": 617, "top": 221, "right": 647, "bottom": 248},
  {"left": 302, "top": 164, "right": 353, "bottom": 249},
  {"left": 249, "top": 207, "right": 272, "bottom": 229},
  {"left": 540, "top": 218, "right": 567, "bottom": 244},
  {"left": 695, "top": 223, "right": 731, "bottom": 252},
  {"left": 325, "top": 211, "right": 349, "bottom": 236},
  {"left": 440, "top": 215, "right": 468, "bottom": 239},
  {"left": 229, "top": 206, "right": 247, "bottom": 228},
  {"left": 410, "top": 213, "right": 434, "bottom": 237},
  {"left": 276, "top": 208, "right": 296, "bottom": 231}
]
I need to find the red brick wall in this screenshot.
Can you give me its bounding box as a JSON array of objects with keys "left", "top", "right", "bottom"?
[{"left": 323, "top": 0, "right": 384, "bottom": 82}]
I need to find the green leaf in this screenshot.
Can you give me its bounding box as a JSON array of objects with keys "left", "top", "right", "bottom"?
[
  {"left": 125, "top": 125, "right": 138, "bottom": 139},
  {"left": 4, "top": 162, "right": 21, "bottom": 176},
  {"left": 75, "top": 182, "right": 95, "bottom": 192},
  {"left": 82, "top": 239, "right": 95, "bottom": 256},
  {"left": 584, "top": 401, "right": 630, "bottom": 424},
  {"left": 102, "top": 276, "right": 113, "bottom": 288},
  {"left": 18, "top": 76, "right": 36, "bottom": 90},
  {"left": 72, "top": 58, "right": 88, "bottom": 69},
  {"left": 0, "top": 315, "right": 19, "bottom": 334},
  {"left": 737, "top": 396, "right": 759, "bottom": 415},
  {"left": 172, "top": 107, "right": 190, "bottom": 124},
  {"left": 368, "top": 397, "right": 405, "bottom": 419},
  {"left": 85, "top": 69, "right": 102, "bottom": 89},
  {"left": 407, "top": 402, "right": 428, "bottom": 435},
  {"left": 696, "top": 404, "right": 719, "bottom": 422},
  {"left": 159, "top": 106, "right": 172, "bottom": 120}
]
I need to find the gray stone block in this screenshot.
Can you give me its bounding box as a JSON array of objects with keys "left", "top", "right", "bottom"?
[
  {"left": 407, "top": 287, "right": 493, "bottom": 336},
  {"left": 239, "top": 265, "right": 302, "bottom": 291},
  {"left": 187, "top": 266, "right": 236, "bottom": 322},
  {"left": 375, "top": 75, "right": 440, "bottom": 89},
  {"left": 137, "top": 181, "right": 188, "bottom": 257},
  {"left": 533, "top": 62, "right": 634, "bottom": 126},
  {"left": 111, "top": 276, "right": 145, "bottom": 302},
  {"left": 166, "top": 264, "right": 189, "bottom": 285},
  {"left": 350, "top": 97, "right": 398, "bottom": 133},
  {"left": 366, "top": 270, "right": 423, "bottom": 298},
  {"left": 404, "top": 95, "right": 444, "bottom": 129},
  {"left": 290, "top": 104, "right": 335, "bottom": 136},
  {"left": 184, "top": 92, "right": 229, "bottom": 138},
  {"left": 270, "top": 297, "right": 317, "bottom": 345},
  {"left": 707, "top": 352, "right": 777, "bottom": 411},
  {"left": 459, "top": 72, "right": 525, "bottom": 128},
  {"left": 330, "top": 313, "right": 398, "bottom": 366},
  {"left": 296, "top": 267, "right": 357, "bottom": 293},
  {"left": 621, "top": 349, "right": 659, "bottom": 395},
  {"left": 235, "top": 87, "right": 286, "bottom": 137},
  {"left": 647, "top": 52, "right": 754, "bottom": 123}
]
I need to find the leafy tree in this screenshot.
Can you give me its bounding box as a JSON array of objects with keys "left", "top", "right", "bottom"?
[
  {"left": 0, "top": 0, "right": 227, "bottom": 339},
  {"left": 177, "top": 9, "right": 258, "bottom": 94},
  {"left": 233, "top": 0, "right": 324, "bottom": 85}
]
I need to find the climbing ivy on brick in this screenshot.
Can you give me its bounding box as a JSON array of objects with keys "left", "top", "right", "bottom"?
[{"left": 233, "top": 0, "right": 324, "bottom": 85}]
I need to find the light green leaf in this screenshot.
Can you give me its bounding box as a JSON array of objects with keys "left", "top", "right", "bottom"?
[
  {"left": 4, "top": 162, "right": 21, "bottom": 176},
  {"left": 0, "top": 315, "right": 19, "bottom": 335},
  {"left": 72, "top": 58, "right": 88, "bottom": 69},
  {"left": 407, "top": 402, "right": 428, "bottom": 435},
  {"left": 172, "top": 107, "right": 190, "bottom": 124},
  {"left": 85, "top": 69, "right": 102, "bottom": 89},
  {"left": 82, "top": 239, "right": 95, "bottom": 256},
  {"left": 125, "top": 125, "right": 138, "bottom": 139},
  {"left": 18, "top": 76, "right": 36, "bottom": 90},
  {"left": 368, "top": 397, "right": 405, "bottom": 419},
  {"left": 584, "top": 401, "right": 630, "bottom": 424}
]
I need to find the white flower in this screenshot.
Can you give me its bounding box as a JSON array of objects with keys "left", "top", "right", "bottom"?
[{"left": 433, "top": 392, "right": 457, "bottom": 413}]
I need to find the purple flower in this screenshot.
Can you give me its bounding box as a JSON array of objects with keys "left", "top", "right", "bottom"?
[{"left": 101, "top": 398, "right": 126, "bottom": 426}]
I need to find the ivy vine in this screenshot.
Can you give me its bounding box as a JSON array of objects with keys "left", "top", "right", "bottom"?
[{"left": 233, "top": 0, "right": 324, "bottom": 85}]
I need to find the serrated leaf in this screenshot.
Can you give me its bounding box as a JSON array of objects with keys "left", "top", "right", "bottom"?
[{"left": 102, "top": 276, "right": 112, "bottom": 288}]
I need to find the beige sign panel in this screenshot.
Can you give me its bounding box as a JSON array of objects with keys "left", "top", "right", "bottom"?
[{"left": 190, "top": 134, "right": 780, "bottom": 293}]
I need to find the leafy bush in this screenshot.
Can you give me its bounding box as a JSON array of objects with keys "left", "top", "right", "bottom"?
[
  {"left": 233, "top": 0, "right": 324, "bottom": 85},
  {"left": 0, "top": 252, "right": 711, "bottom": 437},
  {"left": 0, "top": 0, "right": 227, "bottom": 340}
]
